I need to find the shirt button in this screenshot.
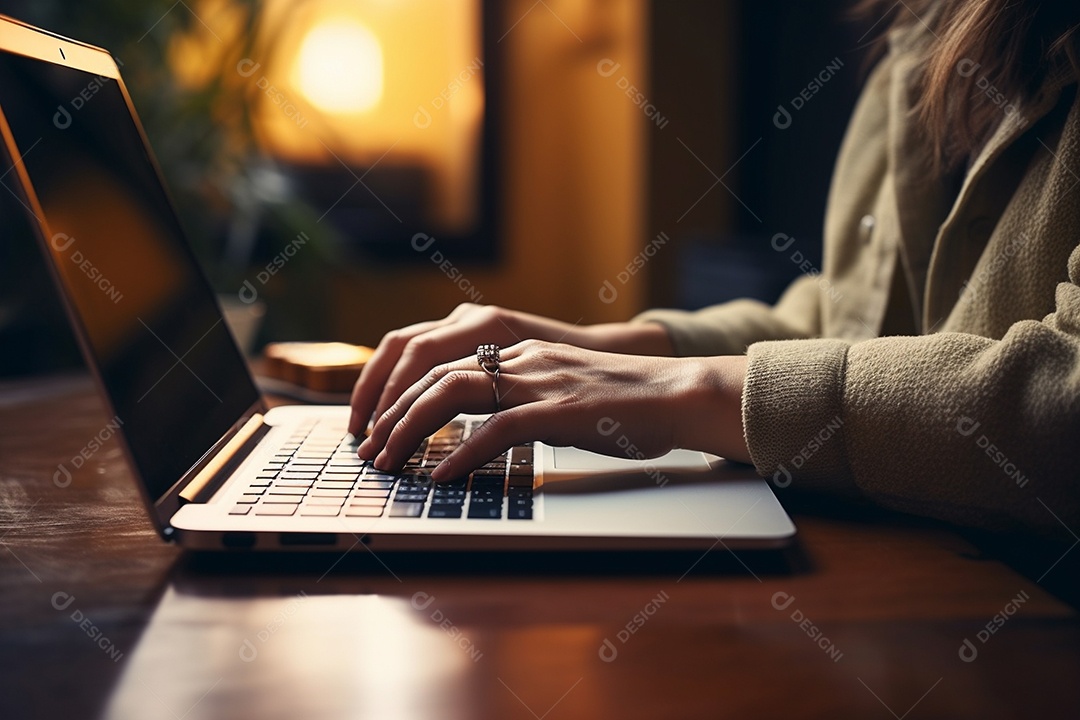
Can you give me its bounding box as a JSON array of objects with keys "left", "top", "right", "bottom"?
[{"left": 859, "top": 214, "right": 875, "bottom": 243}]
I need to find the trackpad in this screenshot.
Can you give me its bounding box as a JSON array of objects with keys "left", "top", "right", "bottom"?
[{"left": 551, "top": 446, "right": 710, "bottom": 472}]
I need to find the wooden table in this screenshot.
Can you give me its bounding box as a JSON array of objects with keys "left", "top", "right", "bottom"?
[{"left": 2, "top": 373, "right": 1078, "bottom": 720}]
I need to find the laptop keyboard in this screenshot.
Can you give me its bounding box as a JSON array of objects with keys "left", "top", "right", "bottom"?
[{"left": 229, "top": 419, "right": 535, "bottom": 520}]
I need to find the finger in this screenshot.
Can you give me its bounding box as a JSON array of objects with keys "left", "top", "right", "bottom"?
[
  {"left": 371, "top": 309, "right": 524, "bottom": 420},
  {"left": 359, "top": 359, "right": 464, "bottom": 459},
  {"left": 361, "top": 342, "right": 531, "bottom": 460},
  {"left": 371, "top": 324, "right": 489, "bottom": 421},
  {"left": 431, "top": 405, "right": 548, "bottom": 482},
  {"left": 372, "top": 370, "right": 499, "bottom": 472},
  {"left": 347, "top": 319, "right": 446, "bottom": 434}
]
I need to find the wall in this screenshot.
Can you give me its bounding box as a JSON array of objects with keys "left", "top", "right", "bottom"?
[{"left": 328, "top": 0, "right": 649, "bottom": 346}]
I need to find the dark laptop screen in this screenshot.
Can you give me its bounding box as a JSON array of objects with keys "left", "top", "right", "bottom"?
[{"left": 0, "top": 48, "right": 259, "bottom": 503}]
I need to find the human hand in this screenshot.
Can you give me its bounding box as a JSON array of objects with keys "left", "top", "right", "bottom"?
[
  {"left": 356, "top": 340, "right": 749, "bottom": 481},
  {"left": 347, "top": 303, "right": 673, "bottom": 435}
]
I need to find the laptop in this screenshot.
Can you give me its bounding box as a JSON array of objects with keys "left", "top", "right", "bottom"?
[{"left": 0, "top": 14, "right": 796, "bottom": 552}]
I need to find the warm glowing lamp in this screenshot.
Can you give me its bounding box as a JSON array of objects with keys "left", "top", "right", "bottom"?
[
  {"left": 293, "top": 20, "right": 383, "bottom": 114},
  {"left": 225, "top": 0, "right": 484, "bottom": 233}
]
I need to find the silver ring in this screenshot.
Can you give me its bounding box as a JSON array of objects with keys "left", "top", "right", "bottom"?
[{"left": 476, "top": 344, "right": 501, "bottom": 412}]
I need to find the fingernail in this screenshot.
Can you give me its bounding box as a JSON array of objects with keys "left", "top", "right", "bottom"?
[{"left": 431, "top": 459, "right": 450, "bottom": 482}]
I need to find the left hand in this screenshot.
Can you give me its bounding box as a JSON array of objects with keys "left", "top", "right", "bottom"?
[{"left": 356, "top": 340, "right": 750, "bottom": 481}]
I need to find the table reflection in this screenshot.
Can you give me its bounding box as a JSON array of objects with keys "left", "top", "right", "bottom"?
[{"left": 104, "top": 585, "right": 477, "bottom": 720}]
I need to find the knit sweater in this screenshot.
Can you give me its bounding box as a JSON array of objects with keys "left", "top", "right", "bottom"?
[{"left": 635, "top": 22, "right": 1080, "bottom": 537}]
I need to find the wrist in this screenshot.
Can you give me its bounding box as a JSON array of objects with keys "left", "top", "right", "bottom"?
[{"left": 672, "top": 355, "right": 750, "bottom": 463}]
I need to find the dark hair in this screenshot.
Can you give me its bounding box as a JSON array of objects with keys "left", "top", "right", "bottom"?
[{"left": 858, "top": 0, "right": 1080, "bottom": 171}]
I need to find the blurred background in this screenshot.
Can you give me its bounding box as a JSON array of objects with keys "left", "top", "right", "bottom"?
[{"left": 0, "top": 0, "right": 871, "bottom": 377}]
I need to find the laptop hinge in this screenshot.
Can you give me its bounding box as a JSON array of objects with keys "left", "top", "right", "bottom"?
[{"left": 179, "top": 413, "right": 268, "bottom": 504}]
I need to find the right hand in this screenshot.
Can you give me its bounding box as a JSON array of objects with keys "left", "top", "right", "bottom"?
[
  {"left": 347, "top": 303, "right": 673, "bottom": 435},
  {"left": 357, "top": 341, "right": 749, "bottom": 478}
]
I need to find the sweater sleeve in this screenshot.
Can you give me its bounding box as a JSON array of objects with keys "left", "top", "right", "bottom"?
[
  {"left": 742, "top": 243, "right": 1080, "bottom": 538},
  {"left": 632, "top": 274, "right": 824, "bottom": 356}
]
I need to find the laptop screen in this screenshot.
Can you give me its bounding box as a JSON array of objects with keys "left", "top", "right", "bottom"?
[{"left": 0, "top": 43, "right": 260, "bottom": 504}]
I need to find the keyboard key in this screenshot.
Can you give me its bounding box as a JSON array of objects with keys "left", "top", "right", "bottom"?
[
  {"left": 311, "top": 489, "right": 350, "bottom": 498},
  {"left": 268, "top": 488, "right": 308, "bottom": 496},
  {"left": 356, "top": 480, "right": 395, "bottom": 490},
  {"left": 467, "top": 504, "right": 502, "bottom": 519},
  {"left": 398, "top": 483, "right": 431, "bottom": 493},
  {"left": 305, "top": 497, "right": 347, "bottom": 506},
  {"left": 471, "top": 475, "right": 505, "bottom": 488},
  {"left": 255, "top": 505, "right": 298, "bottom": 516},
  {"left": 319, "top": 472, "right": 361, "bottom": 481},
  {"left": 345, "top": 506, "right": 385, "bottom": 517},
  {"left": 300, "top": 506, "right": 342, "bottom": 517},
  {"left": 229, "top": 505, "right": 252, "bottom": 515},
  {"left": 509, "top": 446, "right": 533, "bottom": 474},
  {"left": 400, "top": 474, "right": 432, "bottom": 485},
  {"left": 315, "top": 481, "right": 355, "bottom": 491},
  {"left": 428, "top": 505, "right": 463, "bottom": 519},
  {"left": 353, "top": 488, "right": 391, "bottom": 498},
  {"left": 349, "top": 496, "right": 388, "bottom": 507},
  {"left": 508, "top": 506, "right": 533, "bottom": 520},
  {"left": 275, "top": 480, "right": 314, "bottom": 488},
  {"left": 327, "top": 466, "right": 366, "bottom": 475},
  {"left": 395, "top": 494, "right": 428, "bottom": 505},
  {"left": 389, "top": 502, "right": 425, "bottom": 518},
  {"left": 362, "top": 472, "right": 399, "bottom": 482},
  {"left": 508, "top": 476, "right": 534, "bottom": 488}
]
